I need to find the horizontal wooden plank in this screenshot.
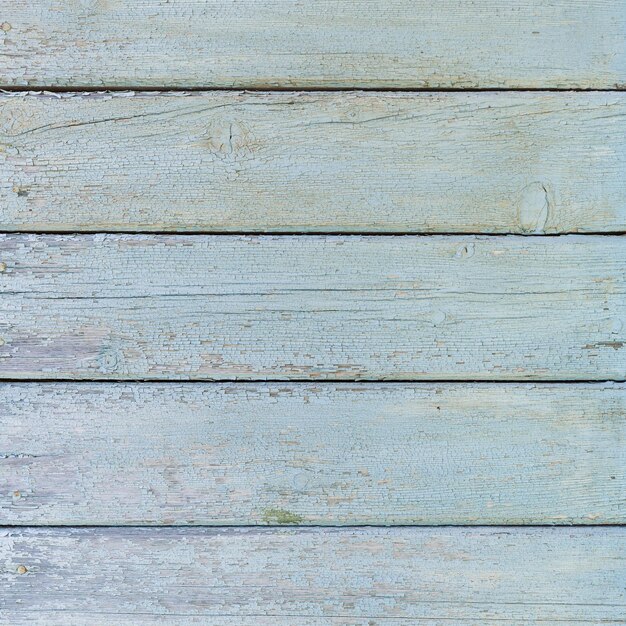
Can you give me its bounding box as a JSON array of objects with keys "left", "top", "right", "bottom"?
[
  {"left": 1, "top": 382, "right": 623, "bottom": 525},
  {"left": 1, "top": 92, "right": 625, "bottom": 233},
  {"left": 1, "top": 234, "right": 624, "bottom": 381},
  {"left": 2, "top": 2, "right": 625, "bottom": 88},
  {"left": 1, "top": 527, "right": 624, "bottom": 624}
]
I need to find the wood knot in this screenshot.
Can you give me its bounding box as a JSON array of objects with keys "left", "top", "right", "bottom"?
[
  {"left": 430, "top": 310, "right": 446, "bottom": 325},
  {"left": 518, "top": 182, "right": 551, "bottom": 233},
  {"left": 0, "top": 101, "right": 38, "bottom": 136},
  {"left": 202, "top": 119, "right": 255, "bottom": 160},
  {"left": 97, "top": 348, "right": 120, "bottom": 373},
  {"left": 455, "top": 242, "right": 475, "bottom": 259},
  {"left": 16, "top": 565, "right": 27, "bottom": 575}
]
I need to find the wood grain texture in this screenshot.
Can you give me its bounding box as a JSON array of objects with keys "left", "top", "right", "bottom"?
[
  {"left": 1, "top": 382, "right": 623, "bottom": 525},
  {"left": 1, "top": 1, "right": 625, "bottom": 89},
  {"left": 1, "top": 234, "right": 624, "bottom": 381},
  {"left": 1, "top": 91, "right": 625, "bottom": 233},
  {"left": 1, "top": 527, "right": 624, "bottom": 624}
]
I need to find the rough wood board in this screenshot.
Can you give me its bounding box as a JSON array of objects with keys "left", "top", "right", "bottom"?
[
  {"left": 1, "top": 382, "right": 623, "bottom": 525},
  {"left": 1, "top": 234, "right": 624, "bottom": 381},
  {"left": 1, "top": 1, "right": 625, "bottom": 88},
  {"left": 1, "top": 527, "right": 624, "bottom": 624},
  {"left": 1, "top": 91, "right": 625, "bottom": 233}
]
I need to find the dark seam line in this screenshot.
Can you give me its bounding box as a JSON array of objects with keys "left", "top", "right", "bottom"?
[
  {"left": 1, "top": 523, "right": 625, "bottom": 529},
  {"left": 1, "top": 231, "right": 625, "bottom": 237},
  {"left": 1, "top": 86, "right": 625, "bottom": 93},
  {"left": 15, "top": 617, "right": 625, "bottom": 620},
  {"left": 9, "top": 614, "right": 626, "bottom": 621},
  {"left": 1, "top": 378, "right": 623, "bottom": 384}
]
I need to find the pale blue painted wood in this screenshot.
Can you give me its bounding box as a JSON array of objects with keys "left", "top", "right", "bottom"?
[
  {"left": 2, "top": 382, "right": 623, "bottom": 525},
  {"left": 2, "top": 2, "right": 623, "bottom": 615},
  {"left": 1, "top": 527, "right": 624, "bottom": 624},
  {"left": 1, "top": 92, "right": 625, "bottom": 233},
  {"left": 0, "top": 234, "right": 623, "bottom": 380},
  {"left": 2, "top": 1, "right": 625, "bottom": 88}
]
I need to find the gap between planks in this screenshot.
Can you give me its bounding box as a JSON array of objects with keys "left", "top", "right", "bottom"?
[
  {"left": 1, "top": 379, "right": 624, "bottom": 384},
  {"left": 2, "top": 87, "right": 626, "bottom": 93},
  {"left": 1, "top": 231, "right": 625, "bottom": 237},
  {"left": 1, "top": 524, "right": 625, "bottom": 529}
]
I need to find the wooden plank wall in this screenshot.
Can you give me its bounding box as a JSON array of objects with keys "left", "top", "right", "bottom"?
[{"left": 0, "top": 2, "right": 624, "bottom": 624}]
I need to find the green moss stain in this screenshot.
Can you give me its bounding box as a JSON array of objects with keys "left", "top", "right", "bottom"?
[{"left": 262, "top": 508, "right": 304, "bottom": 524}]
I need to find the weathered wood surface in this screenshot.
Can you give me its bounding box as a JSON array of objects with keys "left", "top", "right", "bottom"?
[
  {"left": 1, "top": 527, "right": 624, "bottom": 624},
  {"left": 1, "top": 234, "right": 624, "bottom": 381},
  {"left": 2, "top": 92, "right": 626, "bottom": 233},
  {"left": 1, "top": 382, "right": 623, "bottom": 526},
  {"left": 2, "top": 2, "right": 625, "bottom": 89}
]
